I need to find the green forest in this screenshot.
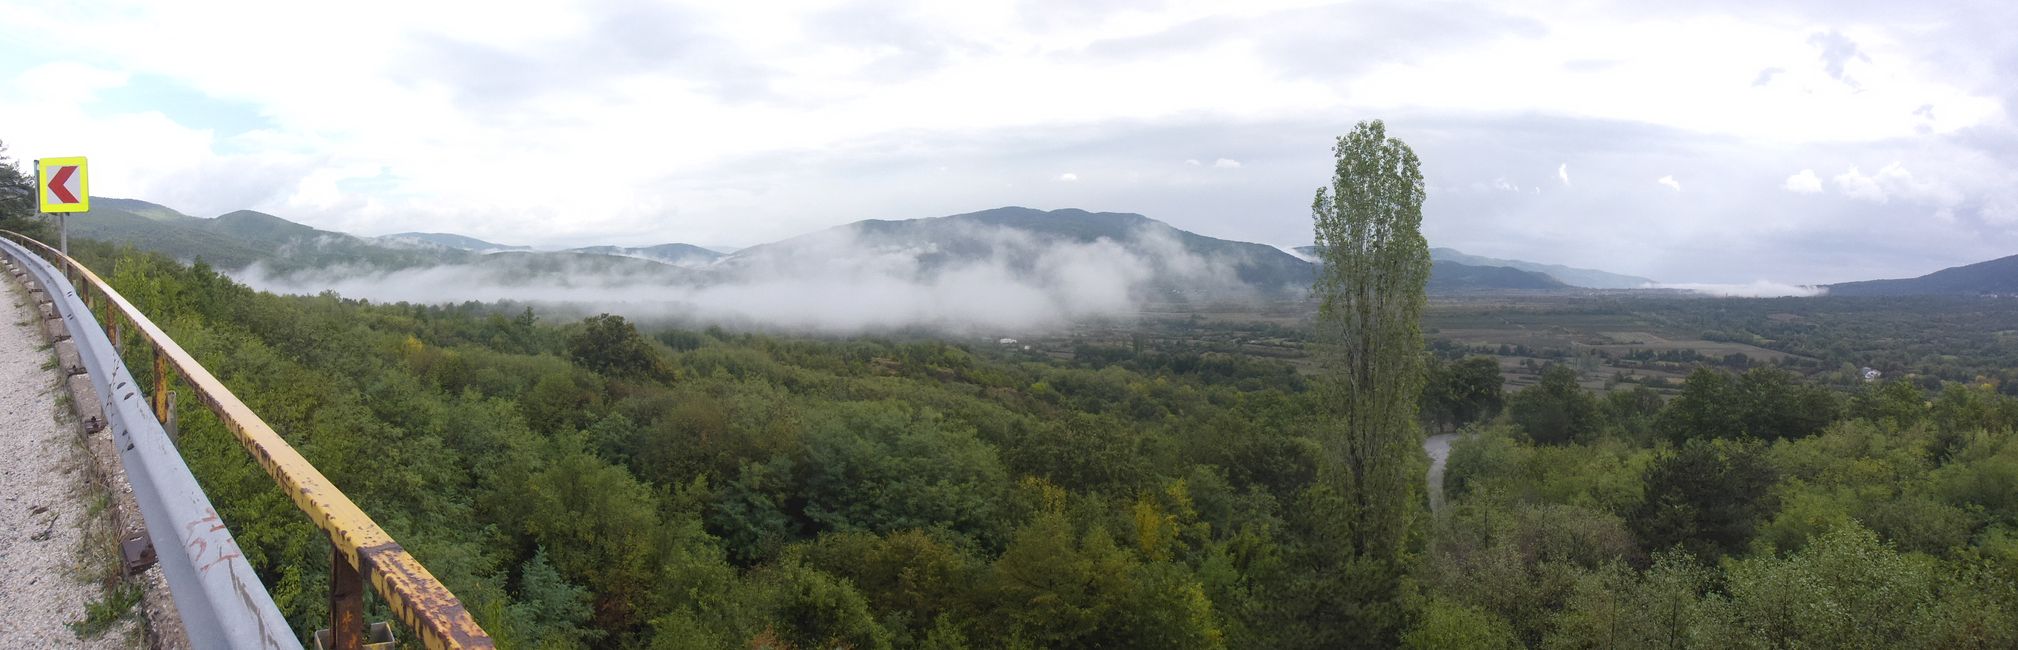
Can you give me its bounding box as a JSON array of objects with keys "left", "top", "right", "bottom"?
[
  {"left": 0, "top": 146, "right": 1984, "bottom": 649},
  {"left": 63, "top": 237, "right": 2018, "bottom": 649}
]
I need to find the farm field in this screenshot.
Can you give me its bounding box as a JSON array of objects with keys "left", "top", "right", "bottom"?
[
  {"left": 1423, "top": 297, "right": 1810, "bottom": 394},
  {"left": 1002, "top": 293, "right": 2018, "bottom": 400}
]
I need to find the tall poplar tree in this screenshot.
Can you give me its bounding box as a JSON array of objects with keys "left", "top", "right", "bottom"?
[{"left": 1310, "top": 118, "right": 1431, "bottom": 594}]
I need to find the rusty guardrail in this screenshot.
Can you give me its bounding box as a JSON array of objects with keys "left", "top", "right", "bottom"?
[{"left": 2, "top": 231, "right": 495, "bottom": 650}]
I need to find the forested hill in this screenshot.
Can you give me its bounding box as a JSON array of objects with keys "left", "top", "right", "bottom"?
[
  {"left": 1426, "top": 261, "right": 1568, "bottom": 292},
  {"left": 67, "top": 198, "right": 467, "bottom": 271},
  {"left": 724, "top": 206, "right": 1317, "bottom": 293},
  {"left": 1827, "top": 252, "right": 2018, "bottom": 296},
  {"left": 64, "top": 198, "right": 271, "bottom": 268}
]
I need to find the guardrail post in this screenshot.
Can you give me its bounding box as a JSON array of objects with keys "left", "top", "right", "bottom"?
[
  {"left": 165, "top": 391, "right": 179, "bottom": 442},
  {"left": 330, "top": 546, "right": 364, "bottom": 650},
  {"left": 153, "top": 350, "right": 170, "bottom": 422}
]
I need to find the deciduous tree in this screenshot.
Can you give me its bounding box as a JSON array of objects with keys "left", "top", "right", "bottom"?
[
  {"left": 1308, "top": 118, "right": 1432, "bottom": 644},
  {"left": 1628, "top": 438, "right": 1779, "bottom": 561},
  {"left": 1424, "top": 356, "right": 1506, "bottom": 432},
  {"left": 1507, "top": 365, "right": 1601, "bottom": 445},
  {"left": 567, "top": 313, "right": 666, "bottom": 378}
]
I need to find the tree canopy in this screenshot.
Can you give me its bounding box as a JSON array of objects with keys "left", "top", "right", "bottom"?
[{"left": 1309, "top": 118, "right": 1433, "bottom": 644}]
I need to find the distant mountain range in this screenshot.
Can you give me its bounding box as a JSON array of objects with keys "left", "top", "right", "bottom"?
[
  {"left": 380, "top": 232, "right": 531, "bottom": 253},
  {"left": 565, "top": 243, "right": 723, "bottom": 268},
  {"left": 1826, "top": 254, "right": 2018, "bottom": 296},
  {"left": 1427, "top": 262, "right": 1568, "bottom": 292},
  {"left": 731, "top": 207, "right": 1318, "bottom": 294},
  {"left": 67, "top": 198, "right": 454, "bottom": 271},
  {"left": 1428, "top": 248, "right": 1654, "bottom": 289},
  {"left": 1293, "top": 245, "right": 1570, "bottom": 292},
  {"left": 57, "top": 198, "right": 1756, "bottom": 299}
]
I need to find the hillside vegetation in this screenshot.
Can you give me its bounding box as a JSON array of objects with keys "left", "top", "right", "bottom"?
[
  {"left": 60, "top": 240, "right": 2018, "bottom": 648},
  {"left": 67, "top": 200, "right": 465, "bottom": 271}
]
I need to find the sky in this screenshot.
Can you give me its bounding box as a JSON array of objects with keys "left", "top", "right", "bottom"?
[{"left": 2, "top": 0, "right": 2015, "bottom": 285}]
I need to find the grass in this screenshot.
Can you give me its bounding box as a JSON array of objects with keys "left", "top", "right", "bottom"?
[
  {"left": 84, "top": 491, "right": 109, "bottom": 519},
  {"left": 67, "top": 583, "right": 141, "bottom": 639},
  {"left": 65, "top": 384, "right": 141, "bottom": 646}
]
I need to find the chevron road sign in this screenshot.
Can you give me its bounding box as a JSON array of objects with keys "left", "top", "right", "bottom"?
[{"left": 37, "top": 156, "right": 89, "bottom": 213}]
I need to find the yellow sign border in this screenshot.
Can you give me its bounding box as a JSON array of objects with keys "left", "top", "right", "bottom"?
[{"left": 37, "top": 156, "right": 90, "bottom": 213}]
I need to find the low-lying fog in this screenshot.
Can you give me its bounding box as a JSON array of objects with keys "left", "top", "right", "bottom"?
[
  {"left": 231, "top": 224, "right": 1261, "bottom": 334},
  {"left": 1652, "top": 281, "right": 1828, "bottom": 298}
]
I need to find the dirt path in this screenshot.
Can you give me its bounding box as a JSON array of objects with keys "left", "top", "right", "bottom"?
[
  {"left": 1425, "top": 432, "right": 1459, "bottom": 513},
  {"left": 0, "top": 275, "right": 137, "bottom": 647}
]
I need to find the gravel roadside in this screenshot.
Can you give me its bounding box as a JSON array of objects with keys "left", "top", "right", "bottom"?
[{"left": 0, "top": 271, "right": 139, "bottom": 648}]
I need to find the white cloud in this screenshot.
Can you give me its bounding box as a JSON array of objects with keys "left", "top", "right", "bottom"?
[
  {"left": 1657, "top": 175, "right": 1681, "bottom": 191},
  {"left": 1783, "top": 169, "right": 1823, "bottom": 193},
  {"left": 1981, "top": 196, "right": 2018, "bottom": 225},
  {"left": 1213, "top": 158, "right": 1242, "bottom": 169},
  {"left": 0, "top": 0, "right": 2011, "bottom": 284},
  {"left": 1347, "top": 15, "right": 2001, "bottom": 143},
  {"left": 1058, "top": 173, "right": 1079, "bottom": 182},
  {"left": 231, "top": 220, "right": 1251, "bottom": 334},
  {"left": 1833, "top": 166, "right": 1887, "bottom": 201},
  {"left": 1832, "top": 162, "right": 1960, "bottom": 206},
  {"left": 17, "top": 62, "right": 129, "bottom": 97}
]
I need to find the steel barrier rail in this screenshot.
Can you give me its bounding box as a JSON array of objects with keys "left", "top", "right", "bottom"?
[
  {"left": 1, "top": 236, "right": 300, "bottom": 650},
  {"left": 1, "top": 232, "right": 495, "bottom": 650}
]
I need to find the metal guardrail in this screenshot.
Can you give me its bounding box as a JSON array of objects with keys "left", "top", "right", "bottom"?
[
  {"left": 1, "top": 236, "right": 300, "bottom": 649},
  {"left": 1, "top": 232, "right": 495, "bottom": 650}
]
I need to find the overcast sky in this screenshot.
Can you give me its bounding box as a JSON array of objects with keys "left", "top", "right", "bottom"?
[{"left": 3, "top": 0, "right": 2014, "bottom": 284}]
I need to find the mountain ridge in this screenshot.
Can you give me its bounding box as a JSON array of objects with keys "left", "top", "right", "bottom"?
[
  {"left": 382, "top": 232, "right": 532, "bottom": 252},
  {"left": 1826, "top": 253, "right": 2018, "bottom": 296},
  {"left": 1427, "top": 247, "right": 1654, "bottom": 289},
  {"left": 567, "top": 243, "right": 724, "bottom": 267},
  {"left": 62, "top": 199, "right": 1608, "bottom": 297},
  {"left": 726, "top": 207, "right": 1317, "bottom": 294},
  {"left": 1294, "top": 245, "right": 1571, "bottom": 292}
]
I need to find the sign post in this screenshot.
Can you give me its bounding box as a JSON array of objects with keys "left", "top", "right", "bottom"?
[{"left": 36, "top": 156, "right": 89, "bottom": 255}]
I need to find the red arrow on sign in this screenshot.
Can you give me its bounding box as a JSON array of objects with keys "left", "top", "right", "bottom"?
[{"left": 48, "top": 165, "right": 80, "bottom": 203}]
